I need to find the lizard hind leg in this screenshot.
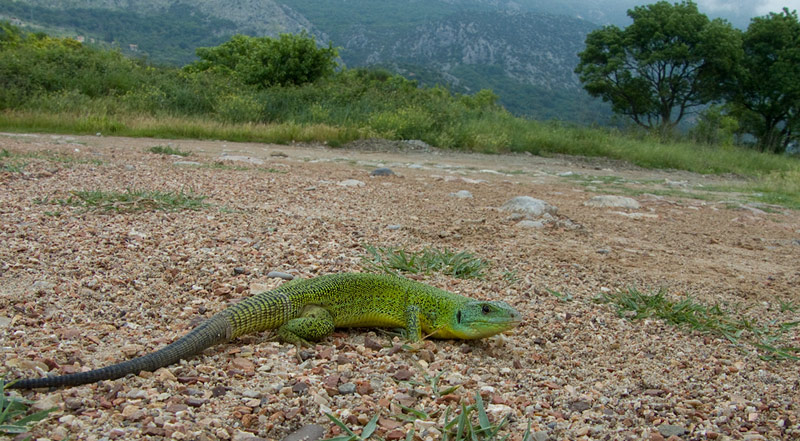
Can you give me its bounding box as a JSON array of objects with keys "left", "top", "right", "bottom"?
[{"left": 277, "top": 305, "right": 335, "bottom": 346}]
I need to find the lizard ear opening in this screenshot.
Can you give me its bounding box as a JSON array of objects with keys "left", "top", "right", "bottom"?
[{"left": 456, "top": 310, "right": 462, "bottom": 323}]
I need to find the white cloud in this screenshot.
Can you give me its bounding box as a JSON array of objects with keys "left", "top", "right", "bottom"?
[{"left": 754, "top": 0, "right": 800, "bottom": 14}]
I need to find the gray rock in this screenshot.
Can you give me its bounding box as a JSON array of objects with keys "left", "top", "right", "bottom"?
[
  {"left": 516, "top": 220, "right": 546, "bottom": 229},
  {"left": 532, "top": 431, "right": 549, "bottom": 441},
  {"left": 280, "top": 424, "right": 325, "bottom": 441},
  {"left": 500, "top": 196, "right": 558, "bottom": 217},
  {"left": 219, "top": 155, "right": 265, "bottom": 165},
  {"left": 658, "top": 424, "right": 686, "bottom": 438},
  {"left": 337, "top": 383, "right": 357, "bottom": 395},
  {"left": 173, "top": 161, "right": 202, "bottom": 166},
  {"left": 449, "top": 190, "right": 473, "bottom": 199},
  {"left": 584, "top": 195, "right": 641, "bottom": 209},
  {"left": 370, "top": 168, "right": 395, "bottom": 176},
  {"left": 32, "top": 280, "right": 56, "bottom": 292},
  {"left": 337, "top": 179, "right": 365, "bottom": 187},
  {"left": 386, "top": 224, "right": 403, "bottom": 230},
  {"left": 267, "top": 271, "right": 294, "bottom": 281},
  {"left": 0, "top": 316, "right": 11, "bottom": 329}
]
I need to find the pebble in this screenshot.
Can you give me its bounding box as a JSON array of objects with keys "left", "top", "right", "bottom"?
[
  {"left": 516, "top": 220, "right": 546, "bottom": 229},
  {"left": 657, "top": 424, "right": 686, "bottom": 437},
  {"left": 532, "top": 431, "right": 549, "bottom": 441},
  {"left": 32, "top": 280, "right": 56, "bottom": 292},
  {"left": 338, "top": 383, "right": 357, "bottom": 395},
  {"left": 0, "top": 316, "right": 11, "bottom": 329},
  {"left": 219, "top": 155, "right": 264, "bottom": 165},
  {"left": 449, "top": 190, "right": 473, "bottom": 199},
  {"left": 584, "top": 195, "right": 641, "bottom": 209},
  {"left": 500, "top": 196, "right": 558, "bottom": 217},
  {"left": 386, "top": 224, "right": 402, "bottom": 230},
  {"left": 370, "top": 168, "right": 395, "bottom": 176},
  {"left": 267, "top": 271, "right": 294, "bottom": 280},
  {"left": 280, "top": 424, "right": 325, "bottom": 441},
  {"left": 337, "top": 179, "right": 365, "bottom": 187}
]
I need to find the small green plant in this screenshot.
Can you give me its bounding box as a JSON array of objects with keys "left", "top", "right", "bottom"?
[
  {"left": 148, "top": 145, "right": 191, "bottom": 156},
  {"left": 595, "top": 288, "right": 800, "bottom": 361},
  {"left": 547, "top": 289, "right": 573, "bottom": 302},
  {"left": 442, "top": 392, "right": 513, "bottom": 440},
  {"left": 361, "top": 245, "right": 488, "bottom": 279},
  {"left": 57, "top": 188, "right": 208, "bottom": 212},
  {"left": 780, "top": 300, "right": 799, "bottom": 313},
  {"left": 1, "top": 378, "right": 56, "bottom": 437},
  {"left": 321, "top": 413, "right": 380, "bottom": 441}
]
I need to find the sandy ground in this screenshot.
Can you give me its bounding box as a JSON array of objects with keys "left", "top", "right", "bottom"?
[{"left": 1, "top": 133, "right": 798, "bottom": 441}]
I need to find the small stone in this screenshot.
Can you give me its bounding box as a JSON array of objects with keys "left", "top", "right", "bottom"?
[
  {"left": 657, "top": 424, "right": 686, "bottom": 438},
  {"left": 173, "top": 161, "right": 202, "bottom": 166},
  {"left": 338, "top": 383, "right": 357, "bottom": 395},
  {"left": 532, "top": 431, "right": 549, "bottom": 441},
  {"left": 386, "top": 429, "right": 406, "bottom": 440},
  {"left": 292, "top": 382, "right": 309, "bottom": 394},
  {"left": 386, "top": 224, "right": 402, "bottom": 230},
  {"left": 569, "top": 400, "right": 591, "bottom": 412},
  {"left": 500, "top": 196, "right": 557, "bottom": 217},
  {"left": 121, "top": 344, "right": 144, "bottom": 358},
  {"left": 516, "top": 220, "right": 546, "bottom": 229},
  {"left": 584, "top": 195, "right": 640, "bottom": 209},
  {"left": 231, "top": 357, "right": 255, "bottom": 372},
  {"left": 337, "top": 179, "right": 365, "bottom": 187},
  {"left": 122, "top": 404, "right": 144, "bottom": 421},
  {"left": 370, "top": 168, "right": 395, "bottom": 176},
  {"left": 233, "top": 267, "right": 247, "bottom": 275},
  {"left": 267, "top": 271, "right": 294, "bottom": 281},
  {"left": 364, "top": 336, "right": 384, "bottom": 350},
  {"left": 185, "top": 397, "right": 208, "bottom": 407},
  {"left": 393, "top": 369, "right": 414, "bottom": 381},
  {"left": 32, "top": 280, "right": 56, "bottom": 292},
  {"left": 281, "top": 425, "right": 326, "bottom": 441},
  {"left": 0, "top": 316, "right": 11, "bottom": 329},
  {"left": 449, "top": 190, "right": 473, "bottom": 199}
]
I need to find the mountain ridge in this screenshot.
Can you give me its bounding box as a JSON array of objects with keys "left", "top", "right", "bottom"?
[{"left": 0, "top": 0, "right": 612, "bottom": 122}]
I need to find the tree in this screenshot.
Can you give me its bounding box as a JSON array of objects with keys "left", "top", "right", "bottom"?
[
  {"left": 727, "top": 8, "right": 800, "bottom": 154},
  {"left": 189, "top": 32, "right": 338, "bottom": 88},
  {"left": 575, "top": 1, "right": 741, "bottom": 133}
]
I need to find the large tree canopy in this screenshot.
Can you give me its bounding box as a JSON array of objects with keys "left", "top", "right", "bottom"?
[
  {"left": 729, "top": 8, "right": 800, "bottom": 154},
  {"left": 575, "top": 1, "right": 741, "bottom": 132},
  {"left": 188, "top": 32, "right": 338, "bottom": 88}
]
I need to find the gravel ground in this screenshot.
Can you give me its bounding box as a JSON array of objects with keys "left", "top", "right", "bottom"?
[{"left": 1, "top": 133, "right": 798, "bottom": 441}]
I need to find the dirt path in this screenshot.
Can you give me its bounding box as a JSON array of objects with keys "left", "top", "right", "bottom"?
[{"left": 1, "top": 133, "right": 798, "bottom": 440}]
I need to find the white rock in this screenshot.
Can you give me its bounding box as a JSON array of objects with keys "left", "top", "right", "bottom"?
[
  {"left": 516, "top": 220, "right": 546, "bottom": 229},
  {"left": 501, "top": 196, "right": 557, "bottom": 217},
  {"left": 449, "top": 190, "right": 473, "bottom": 199},
  {"left": 584, "top": 195, "right": 641, "bottom": 209},
  {"left": 218, "top": 155, "right": 264, "bottom": 165},
  {"left": 337, "top": 179, "right": 365, "bottom": 187}
]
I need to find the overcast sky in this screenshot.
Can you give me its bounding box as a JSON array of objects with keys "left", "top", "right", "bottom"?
[{"left": 698, "top": 0, "right": 799, "bottom": 15}]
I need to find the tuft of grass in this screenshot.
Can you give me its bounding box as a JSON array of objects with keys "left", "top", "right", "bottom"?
[
  {"left": 1, "top": 378, "right": 56, "bottom": 437},
  {"left": 547, "top": 289, "right": 573, "bottom": 302},
  {"left": 595, "top": 288, "right": 800, "bottom": 361},
  {"left": 54, "top": 188, "right": 208, "bottom": 213},
  {"left": 361, "top": 245, "right": 488, "bottom": 279},
  {"left": 321, "top": 391, "right": 524, "bottom": 441},
  {"left": 148, "top": 145, "right": 191, "bottom": 156}
]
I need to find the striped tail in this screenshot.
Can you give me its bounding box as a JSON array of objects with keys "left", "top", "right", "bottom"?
[{"left": 8, "top": 313, "right": 232, "bottom": 389}]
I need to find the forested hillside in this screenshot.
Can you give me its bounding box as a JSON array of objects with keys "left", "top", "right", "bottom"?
[{"left": 0, "top": 0, "right": 612, "bottom": 122}]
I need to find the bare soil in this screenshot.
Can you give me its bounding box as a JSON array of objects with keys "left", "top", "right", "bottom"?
[{"left": 1, "top": 133, "right": 798, "bottom": 441}]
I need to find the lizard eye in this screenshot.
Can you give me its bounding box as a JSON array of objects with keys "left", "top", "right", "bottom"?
[{"left": 481, "top": 305, "right": 491, "bottom": 314}]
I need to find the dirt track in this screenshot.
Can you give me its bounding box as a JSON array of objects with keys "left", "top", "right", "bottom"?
[{"left": 1, "top": 133, "right": 798, "bottom": 440}]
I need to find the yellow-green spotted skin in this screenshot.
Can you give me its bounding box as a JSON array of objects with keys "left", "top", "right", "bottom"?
[{"left": 9, "top": 273, "right": 521, "bottom": 389}]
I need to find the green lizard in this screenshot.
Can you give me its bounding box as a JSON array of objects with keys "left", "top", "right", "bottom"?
[{"left": 8, "top": 273, "right": 521, "bottom": 389}]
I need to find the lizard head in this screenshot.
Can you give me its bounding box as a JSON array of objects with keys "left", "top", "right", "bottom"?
[{"left": 442, "top": 300, "right": 522, "bottom": 339}]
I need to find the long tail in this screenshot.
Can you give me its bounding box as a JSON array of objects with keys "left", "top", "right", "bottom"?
[{"left": 8, "top": 313, "right": 232, "bottom": 389}]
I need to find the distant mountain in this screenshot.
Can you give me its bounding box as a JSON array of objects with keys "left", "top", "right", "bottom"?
[{"left": 0, "top": 0, "right": 613, "bottom": 123}]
